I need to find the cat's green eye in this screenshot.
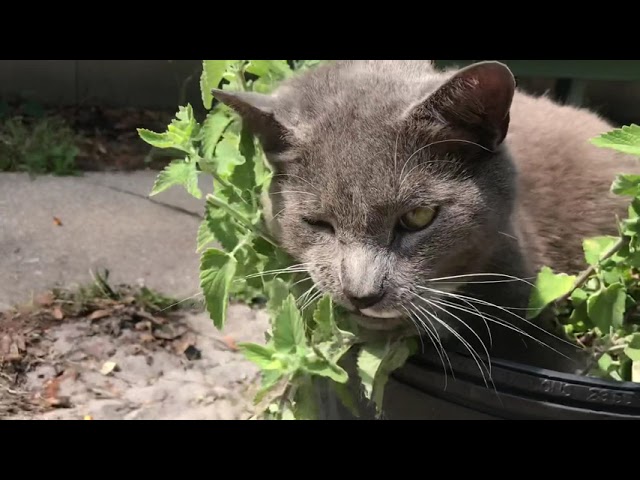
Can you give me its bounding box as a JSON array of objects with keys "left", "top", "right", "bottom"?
[{"left": 399, "top": 206, "right": 437, "bottom": 231}]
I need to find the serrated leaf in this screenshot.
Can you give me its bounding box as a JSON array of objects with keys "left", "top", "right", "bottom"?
[
  {"left": 200, "top": 249, "right": 237, "bottom": 329},
  {"left": 371, "top": 340, "right": 411, "bottom": 412},
  {"left": 587, "top": 283, "right": 626, "bottom": 332},
  {"left": 237, "top": 342, "right": 276, "bottom": 368},
  {"left": 312, "top": 295, "right": 334, "bottom": 342},
  {"left": 357, "top": 342, "right": 386, "bottom": 400},
  {"left": 230, "top": 126, "right": 257, "bottom": 196},
  {"left": 302, "top": 355, "right": 348, "bottom": 383},
  {"left": 196, "top": 217, "right": 215, "bottom": 253},
  {"left": 611, "top": 174, "right": 640, "bottom": 197},
  {"left": 200, "top": 110, "right": 234, "bottom": 161},
  {"left": 205, "top": 206, "right": 240, "bottom": 252},
  {"left": 200, "top": 60, "right": 230, "bottom": 110},
  {"left": 142, "top": 104, "right": 197, "bottom": 153},
  {"left": 293, "top": 378, "right": 317, "bottom": 420},
  {"left": 331, "top": 382, "right": 359, "bottom": 418},
  {"left": 624, "top": 333, "right": 640, "bottom": 361},
  {"left": 138, "top": 129, "right": 175, "bottom": 149},
  {"left": 591, "top": 124, "right": 640, "bottom": 156},
  {"left": 150, "top": 159, "right": 201, "bottom": 199},
  {"left": 583, "top": 236, "right": 618, "bottom": 266},
  {"left": 273, "top": 295, "right": 306, "bottom": 352},
  {"left": 357, "top": 340, "right": 411, "bottom": 414},
  {"left": 214, "top": 133, "right": 246, "bottom": 178},
  {"left": 267, "top": 278, "right": 290, "bottom": 316},
  {"left": 527, "top": 266, "right": 576, "bottom": 319}
]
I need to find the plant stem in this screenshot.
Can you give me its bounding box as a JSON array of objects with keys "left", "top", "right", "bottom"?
[
  {"left": 206, "top": 194, "right": 279, "bottom": 248},
  {"left": 557, "top": 236, "right": 627, "bottom": 304}
]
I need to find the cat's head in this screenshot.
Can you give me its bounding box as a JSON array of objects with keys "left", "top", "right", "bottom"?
[{"left": 213, "top": 60, "right": 518, "bottom": 330}]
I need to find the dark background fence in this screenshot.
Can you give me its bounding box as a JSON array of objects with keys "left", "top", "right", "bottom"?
[{"left": 1, "top": 60, "right": 639, "bottom": 125}]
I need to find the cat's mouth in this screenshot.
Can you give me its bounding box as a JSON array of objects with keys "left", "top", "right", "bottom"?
[{"left": 352, "top": 309, "right": 405, "bottom": 331}]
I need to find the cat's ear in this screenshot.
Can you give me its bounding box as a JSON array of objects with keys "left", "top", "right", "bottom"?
[
  {"left": 211, "top": 89, "right": 293, "bottom": 156},
  {"left": 408, "top": 61, "right": 516, "bottom": 149}
]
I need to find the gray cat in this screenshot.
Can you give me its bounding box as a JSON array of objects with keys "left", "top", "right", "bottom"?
[{"left": 212, "top": 60, "right": 640, "bottom": 373}]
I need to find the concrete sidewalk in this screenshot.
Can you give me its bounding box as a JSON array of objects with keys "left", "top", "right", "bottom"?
[{"left": 0, "top": 171, "right": 213, "bottom": 308}]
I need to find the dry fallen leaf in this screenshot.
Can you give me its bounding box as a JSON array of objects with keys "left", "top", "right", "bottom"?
[
  {"left": 88, "top": 309, "right": 111, "bottom": 321},
  {"left": 222, "top": 335, "right": 238, "bottom": 352},
  {"left": 53, "top": 217, "right": 63, "bottom": 227},
  {"left": 52, "top": 306, "right": 64, "bottom": 320},
  {"left": 100, "top": 361, "right": 118, "bottom": 376}
]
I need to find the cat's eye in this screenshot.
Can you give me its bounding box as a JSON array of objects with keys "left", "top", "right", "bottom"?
[
  {"left": 303, "top": 217, "right": 335, "bottom": 234},
  {"left": 398, "top": 206, "right": 437, "bottom": 231}
]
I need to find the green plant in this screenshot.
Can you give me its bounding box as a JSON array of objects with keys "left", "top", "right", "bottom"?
[
  {"left": 138, "top": 60, "right": 417, "bottom": 419},
  {"left": 528, "top": 124, "right": 640, "bottom": 383},
  {"left": 0, "top": 115, "right": 80, "bottom": 176}
]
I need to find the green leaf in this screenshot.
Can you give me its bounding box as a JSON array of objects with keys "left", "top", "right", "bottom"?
[
  {"left": 302, "top": 355, "right": 348, "bottom": 383},
  {"left": 357, "top": 342, "right": 387, "bottom": 400},
  {"left": 590, "top": 124, "right": 640, "bottom": 156},
  {"left": 527, "top": 267, "right": 576, "bottom": 319},
  {"left": 570, "top": 288, "right": 588, "bottom": 306},
  {"left": 587, "top": 283, "right": 626, "bottom": 332},
  {"left": 214, "top": 132, "right": 246, "bottom": 178},
  {"left": 293, "top": 378, "right": 317, "bottom": 420},
  {"left": 205, "top": 207, "right": 241, "bottom": 252},
  {"left": 331, "top": 382, "right": 359, "bottom": 418},
  {"left": 633, "top": 361, "right": 640, "bottom": 383},
  {"left": 138, "top": 129, "right": 175, "bottom": 149},
  {"left": 200, "top": 60, "right": 231, "bottom": 110},
  {"left": 200, "top": 110, "right": 234, "bottom": 161},
  {"left": 196, "top": 217, "right": 215, "bottom": 253},
  {"left": 598, "top": 352, "right": 615, "bottom": 372},
  {"left": 140, "top": 104, "right": 198, "bottom": 153},
  {"left": 583, "top": 236, "right": 618, "bottom": 266},
  {"left": 611, "top": 174, "right": 640, "bottom": 197},
  {"left": 267, "top": 278, "right": 290, "bottom": 317},
  {"left": 150, "top": 159, "right": 201, "bottom": 199},
  {"left": 371, "top": 340, "right": 412, "bottom": 412},
  {"left": 230, "top": 126, "right": 257, "bottom": 196},
  {"left": 237, "top": 342, "right": 276, "bottom": 368},
  {"left": 312, "top": 295, "right": 335, "bottom": 342},
  {"left": 624, "top": 333, "right": 640, "bottom": 361},
  {"left": 254, "top": 370, "right": 285, "bottom": 404},
  {"left": 273, "top": 295, "right": 306, "bottom": 352},
  {"left": 200, "top": 249, "right": 237, "bottom": 329}
]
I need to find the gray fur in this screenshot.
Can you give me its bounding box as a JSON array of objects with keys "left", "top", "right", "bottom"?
[{"left": 214, "top": 60, "right": 640, "bottom": 371}]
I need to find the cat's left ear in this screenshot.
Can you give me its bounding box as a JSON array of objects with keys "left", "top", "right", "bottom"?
[
  {"left": 211, "top": 89, "right": 293, "bottom": 156},
  {"left": 408, "top": 61, "right": 516, "bottom": 150}
]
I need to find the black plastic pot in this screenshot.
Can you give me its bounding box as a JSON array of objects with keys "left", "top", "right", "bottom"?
[{"left": 317, "top": 349, "right": 640, "bottom": 420}]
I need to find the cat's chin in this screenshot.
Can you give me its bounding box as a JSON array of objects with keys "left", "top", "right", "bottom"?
[{"left": 352, "top": 313, "right": 405, "bottom": 331}]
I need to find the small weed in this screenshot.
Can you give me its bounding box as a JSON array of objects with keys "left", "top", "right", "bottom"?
[{"left": 0, "top": 114, "right": 80, "bottom": 176}]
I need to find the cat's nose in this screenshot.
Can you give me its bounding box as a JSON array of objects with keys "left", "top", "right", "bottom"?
[{"left": 344, "top": 288, "right": 385, "bottom": 310}]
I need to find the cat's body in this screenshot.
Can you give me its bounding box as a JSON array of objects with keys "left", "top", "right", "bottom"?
[{"left": 214, "top": 60, "right": 640, "bottom": 372}]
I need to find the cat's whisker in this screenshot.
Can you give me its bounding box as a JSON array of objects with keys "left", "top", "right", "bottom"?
[
  {"left": 291, "top": 276, "right": 313, "bottom": 288},
  {"left": 301, "top": 287, "right": 326, "bottom": 312},
  {"left": 400, "top": 305, "right": 425, "bottom": 353},
  {"left": 430, "top": 296, "right": 570, "bottom": 359},
  {"left": 412, "top": 299, "right": 491, "bottom": 388},
  {"left": 415, "top": 285, "right": 581, "bottom": 352},
  {"left": 426, "top": 272, "right": 536, "bottom": 287},
  {"left": 421, "top": 296, "right": 493, "bottom": 375},
  {"left": 406, "top": 303, "right": 453, "bottom": 387},
  {"left": 244, "top": 264, "right": 310, "bottom": 279}
]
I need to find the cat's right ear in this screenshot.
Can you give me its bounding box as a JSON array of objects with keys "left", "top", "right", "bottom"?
[
  {"left": 406, "top": 61, "right": 516, "bottom": 150},
  {"left": 211, "top": 89, "right": 293, "bottom": 158}
]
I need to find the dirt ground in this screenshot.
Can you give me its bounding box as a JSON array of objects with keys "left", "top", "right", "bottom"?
[{"left": 0, "top": 290, "right": 269, "bottom": 420}]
